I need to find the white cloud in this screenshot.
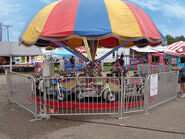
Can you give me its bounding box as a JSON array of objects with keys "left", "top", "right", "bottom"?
[
  {"left": 40, "top": 0, "right": 54, "bottom": 4},
  {"left": 128, "top": 0, "right": 160, "bottom": 11},
  {"left": 128, "top": 0, "right": 185, "bottom": 19},
  {"left": 163, "top": 3, "right": 185, "bottom": 18},
  {"left": 0, "top": 0, "right": 20, "bottom": 18}
]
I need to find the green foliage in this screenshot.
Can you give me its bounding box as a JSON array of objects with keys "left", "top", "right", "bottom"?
[
  {"left": 165, "top": 34, "right": 185, "bottom": 45},
  {"left": 45, "top": 47, "right": 53, "bottom": 50},
  {"left": 103, "top": 65, "right": 112, "bottom": 72},
  {"left": 165, "top": 34, "right": 175, "bottom": 45}
]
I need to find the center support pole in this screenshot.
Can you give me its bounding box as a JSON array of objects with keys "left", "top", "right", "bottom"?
[{"left": 89, "top": 40, "right": 98, "bottom": 67}]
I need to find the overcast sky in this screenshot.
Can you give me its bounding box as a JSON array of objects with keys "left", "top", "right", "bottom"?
[{"left": 0, "top": 0, "right": 185, "bottom": 41}]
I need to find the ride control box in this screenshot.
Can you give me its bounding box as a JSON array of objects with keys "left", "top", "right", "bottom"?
[{"left": 42, "top": 61, "right": 55, "bottom": 77}]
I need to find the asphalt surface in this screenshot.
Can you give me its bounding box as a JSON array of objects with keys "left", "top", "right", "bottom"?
[{"left": 0, "top": 74, "right": 185, "bottom": 139}]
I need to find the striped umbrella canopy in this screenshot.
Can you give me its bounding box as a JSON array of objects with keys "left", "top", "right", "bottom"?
[{"left": 19, "top": 0, "right": 166, "bottom": 62}]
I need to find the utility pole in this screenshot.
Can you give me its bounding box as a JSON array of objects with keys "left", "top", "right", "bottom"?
[
  {"left": 2, "top": 24, "right": 12, "bottom": 42},
  {"left": 2, "top": 24, "right": 13, "bottom": 71},
  {"left": 0, "top": 23, "right": 2, "bottom": 41}
]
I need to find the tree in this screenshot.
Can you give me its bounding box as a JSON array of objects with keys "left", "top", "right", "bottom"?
[
  {"left": 174, "top": 35, "right": 185, "bottom": 42},
  {"left": 165, "top": 34, "right": 175, "bottom": 45},
  {"left": 165, "top": 34, "right": 185, "bottom": 45},
  {"left": 45, "top": 47, "right": 53, "bottom": 50}
]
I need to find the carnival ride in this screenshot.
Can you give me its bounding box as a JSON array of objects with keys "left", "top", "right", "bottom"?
[{"left": 20, "top": 0, "right": 166, "bottom": 109}]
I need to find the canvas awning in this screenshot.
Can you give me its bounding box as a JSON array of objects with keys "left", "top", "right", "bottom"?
[
  {"left": 151, "top": 45, "right": 176, "bottom": 53},
  {"left": 131, "top": 46, "right": 158, "bottom": 53},
  {"left": 168, "top": 41, "right": 185, "bottom": 52},
  {"left": 0, "top": 41, "right": 43, "bottom": 56},
  {"left": 52, "top": 49, "right": 75, "bottom": 56}
]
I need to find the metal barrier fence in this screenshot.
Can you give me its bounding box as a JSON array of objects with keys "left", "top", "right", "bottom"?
[
  {"left": 120, "top": 77, "right": 146, "bottom": 118},
  {"left": 36, "top": 76, "right": 121, "bottom": 116},
  {"left": 1, "top": 66, "right": 35, "bottom": 73},
  {"left": 6, "top": 70, "right": 178, "bottom": 119},
  {"left": 137, "top": 64, "right": 172, "bottom": 77},
  {"left": 6, "top": 71, "right": 37, "bottom": 116},
  {"left": 147, "top": 71, "right": 178, "bottom": 109}
]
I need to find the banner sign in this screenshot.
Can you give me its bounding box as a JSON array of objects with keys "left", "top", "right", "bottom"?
[{"left": 150, "top": 74, "right": 158, "bottom": 96}]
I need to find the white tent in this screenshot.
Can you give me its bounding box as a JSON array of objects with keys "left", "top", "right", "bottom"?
[
  {"left": 151, "top": 45, "right": 176, "bottom": 53},
  {"left": 130, "top": 46, "right": 158, "bottom": 53},
  {"left": 0, "top": 41, "right": 43, "bottom": 56},
  {"left": 0, "top": 41, "right": 43, "bottom": 71}
]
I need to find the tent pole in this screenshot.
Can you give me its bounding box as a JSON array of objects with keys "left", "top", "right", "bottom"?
[
  {"left": 97, "top": 40, "right": 132, "bottom": 62},
  {"left": 10, "top": 56, "right": 12, "bottom": 72},
  {"left": 63, "top": 40, "right": 88, "bottom": 61},
  {"left": 83, "top": 37, "right": 92, "bottom": 61},
  {"left": 49, "top": 39, "right": 88, "bottom": 62}
]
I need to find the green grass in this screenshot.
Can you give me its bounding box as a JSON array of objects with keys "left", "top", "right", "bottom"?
[{"left": 103, "top": 65, "right": 112, "bottom": 72}]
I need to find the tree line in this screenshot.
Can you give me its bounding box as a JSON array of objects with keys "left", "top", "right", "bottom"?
[{"left": 165, "top": 34, "right": 185, "bottom": 45}]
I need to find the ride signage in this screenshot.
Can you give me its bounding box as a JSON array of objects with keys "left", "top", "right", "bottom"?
[{"left": 150, "top": 74, "right": 158, "bottom": 96}]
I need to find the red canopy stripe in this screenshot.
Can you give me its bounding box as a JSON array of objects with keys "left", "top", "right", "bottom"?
[
  {"left": 124, "top": 1, "right": 161, "bottom": 41},
  {"left": 168, "top": 41, "right": 185, "bottom": 51},
  {"left": 41, "top": 0, "right": 80, "bottom": 37}
]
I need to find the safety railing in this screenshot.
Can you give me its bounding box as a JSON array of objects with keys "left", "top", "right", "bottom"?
[
  {"left": 137, "top": 64, "right": 172, "bottom": 77},
  {"left": 147, "top": 71, "right": 178, "bottom": 109},
  {"left": 28, "top": 75, "right": 121, "bottom": 117},
  {"left": 5, "top": 71, "right": 37, "bottom": 116},
  {"left": 5, "top": 70, "right": 178, "bottom": 119}
]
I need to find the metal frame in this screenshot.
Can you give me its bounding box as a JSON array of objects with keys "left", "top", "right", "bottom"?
[{"left": 6, "top": 66, "right": 178, "bottom": 119}]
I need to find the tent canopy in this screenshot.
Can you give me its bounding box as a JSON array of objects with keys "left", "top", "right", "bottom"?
[
  {"left": 0, "top": 41, "right": 43, "bottom": 56},
  {"left": 168, "top": 41, "right": 185, "bottom": 52},
  {"left": 52, "top": 49, "right": 75, "bottom": 56},
  {"left": 130, "top": 46, "right": 158, "bottom": 53},
  {"left": 151, "top": 45, "right": 176, "bottom": 53}
]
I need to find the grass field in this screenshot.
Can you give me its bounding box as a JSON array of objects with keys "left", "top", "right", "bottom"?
[{"left": 103, "top": 65, "right": 112, "bottom": 72}]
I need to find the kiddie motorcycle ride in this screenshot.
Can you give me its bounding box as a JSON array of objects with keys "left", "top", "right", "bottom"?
[
  {"left": 74, "top": 77, "right": 119, "bottom": 103},
  {"left": 55, "top": 62, "right": 120, "bottom": 103}
]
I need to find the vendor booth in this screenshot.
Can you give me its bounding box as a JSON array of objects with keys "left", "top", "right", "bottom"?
[
  {"left": 148, "top": 53, "right": 164, "bottom": 65},
  {"left": 164, "top": 52, "right": 185, "bottom": 67},
  {"left": 0, "top": 41, "right": 43, "bottom": 72},
  {"left": 127, "top": 46, "right": 158, "bottom": 70},
  {"left": 52, "top": 49, "right": 85, "bottom": 73}
]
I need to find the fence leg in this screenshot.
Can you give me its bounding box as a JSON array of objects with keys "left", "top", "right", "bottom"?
[
  {"left": 5, "top": 70, "right": 12, "bottom": 103},
  {"left": 33, "top": 79, "right": 38, "bottom": 119},
  {"left": 144, "top": 76, "right": 149, "bottom": 114},
  {"left": 36, "top": 78, "right": 50, "bottom": 120},
  {"left": 118, "top": 76, "right": 124, "bottom": 119}
]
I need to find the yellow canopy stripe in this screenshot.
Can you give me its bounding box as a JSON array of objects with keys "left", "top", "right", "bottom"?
[
  {"left": 22, "top": 1, "right": 60, "bottom": 43},
  {"left": 104, "top": 0, "right": 142, "bottom": 38},
  {"left": 83, "top": 37, "right": 92, "bottom": 62}
]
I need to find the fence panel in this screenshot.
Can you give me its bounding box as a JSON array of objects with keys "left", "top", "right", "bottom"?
[
  {"left": 137, "top": 64, "right": 172, "bottom": 77},
  {"left": 6, "top": 70, "right": 178, "bottom": 119},
  {"left": 6, "top": 71, "right": 37, "bottom": 115},
  {"left": 121, "top": 77, "right": 146, "bottom": 117},
  {"left": 147, "top": 71, "right": 178, "bottom": 109},
  {"left": 33, "top": 76, "right": 121, "bottom": 116}
]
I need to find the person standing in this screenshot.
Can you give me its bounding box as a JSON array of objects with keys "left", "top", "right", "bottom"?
[
  {"left": 173, "top": 56, "right": 185, "bottom": 98},
  {"left": 119, "top": 54, "right": 124, "bottom": 67},
  {"left": 60, "top": 57, "right": 66, "bottom": 72},
  {"left": 70, "top": 56, "right": 75, "bottom": 72}
]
